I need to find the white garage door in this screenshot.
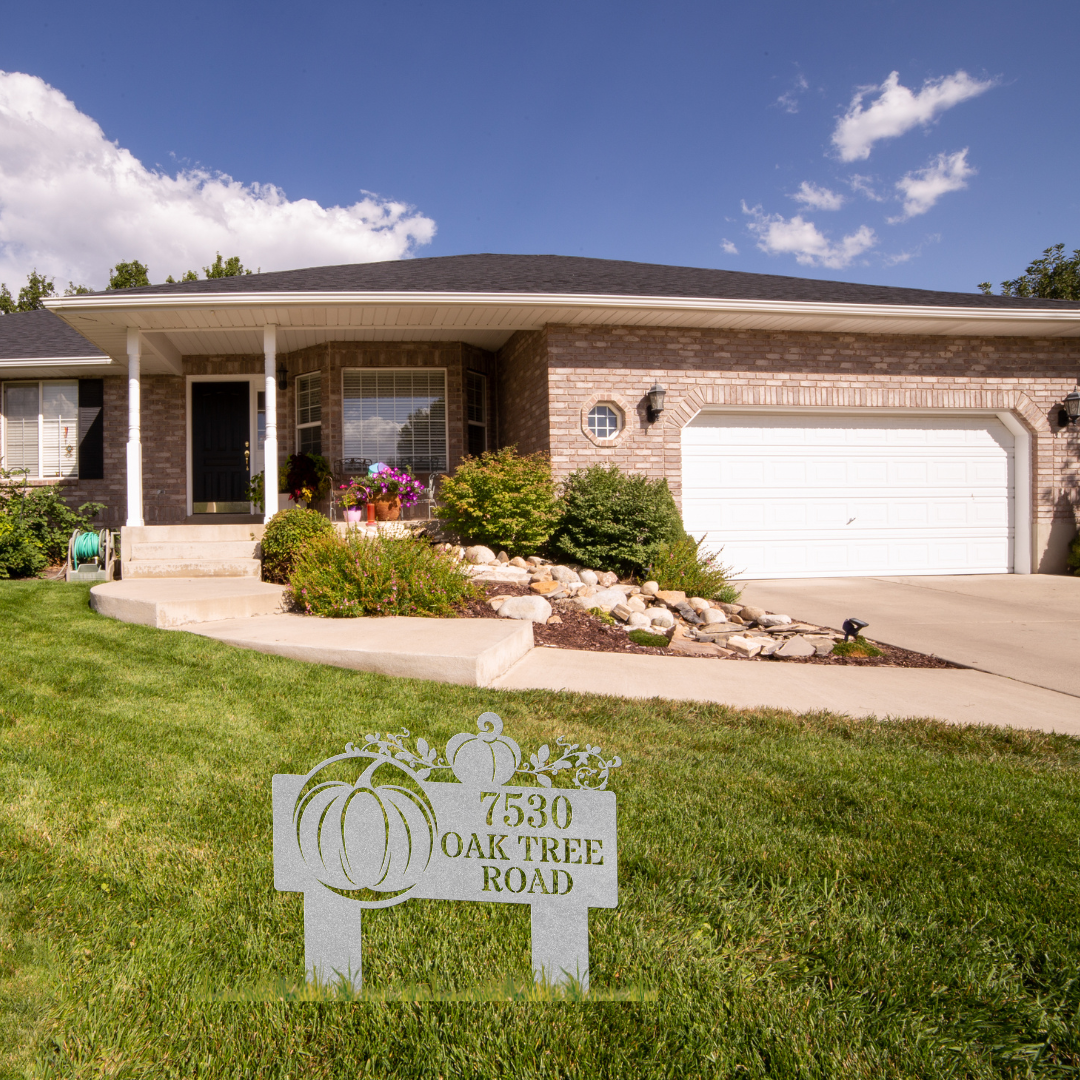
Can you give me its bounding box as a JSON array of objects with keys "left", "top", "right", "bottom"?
[{"left": 681, "top": 412, "right": 1015, "bottom": 579}]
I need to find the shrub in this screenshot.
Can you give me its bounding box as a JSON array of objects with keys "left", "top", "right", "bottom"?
[
  {"left": 261, "top": 507, "right": 334, "bottom": 583},
  {"left": 0, "top": 515, "right": 47, "bottom": 578},
  {"left": 284, "top": 454, "right": 332, "bottom": 505},
  {"left": 289, "top": 531, "right": 479, "bottom": 617},
  {"left": 435, "top": 446, "right": 560, "bottom": 555},
  {"left": 832, "top": 638, "right": 883, "bottom": 658},
  {"left": 1067, "top": 531, "right": 1080, "bottom": 576},
  {"left": 647, "top": 534, "right": 740, "bottom": 603},
  {"left": 628, "top": 628, "right": 670, "bottom": 648},
  {"left": 0, "top": 467, "right": 104, "bottom": 563},
  {"left": 549, "top": 465, "right": 684, "bottom": 576}
]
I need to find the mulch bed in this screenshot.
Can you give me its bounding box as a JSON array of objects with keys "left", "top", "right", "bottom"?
[{"left": 460, "top": 581, "right": 958, "bottom": 669}]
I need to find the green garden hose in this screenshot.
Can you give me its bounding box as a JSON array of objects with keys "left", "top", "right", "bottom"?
[{"left": 72, "top": 530, "right": 103, "bottom": 567}]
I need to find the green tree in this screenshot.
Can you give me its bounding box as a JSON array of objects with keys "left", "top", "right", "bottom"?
[
  {"left": 64, "top": 282, "right": 92, "bottom": 296},
  {"left": 108, "top": 260, "right": 151, "bottom": 290},
  {"left": 204, "top": 253, "right": 252, "bottom": 278},
  {"left": 0, "top": 270, "right": 57, "bottom": 314},
  {"left": 979, "top": 244, "right": 1080, "bottom": 300},
  {"left": 165, "top": 270, "right": 199, "bottom": 284}
]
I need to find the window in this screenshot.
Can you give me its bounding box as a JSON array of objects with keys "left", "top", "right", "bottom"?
[
  {"left": 295, "top": 372, "right": 322, "bottom": 456},
  {"left": 2, "top": 381, "right": 79, "bottom": 478},
  {"left": 466, "top": 370, "right": 487, "bottom": 457},
  {"left": 343, "top": 369, "right": 446, "bottom": 472},
  {"left": 587, "top": 403, "right": 621, "bottom": 440}
]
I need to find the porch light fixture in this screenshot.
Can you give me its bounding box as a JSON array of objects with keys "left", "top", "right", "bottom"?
[
  {"left": 277, "top": 364, "right": 288, "bottom": 390},
  {"left": 646, "top": 382, "right": 666, "bottom": 423},
  {"left": 1058, "top": 390, "right": 1080, "bottom": 426}
]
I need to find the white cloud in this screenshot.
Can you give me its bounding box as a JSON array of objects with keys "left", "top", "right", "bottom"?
[
  {"left": 889, "top": 149, "right": 974, "bottom": 221},
  {"left": 831, "top": 70, "right": 993, "bottom": 162},
  {"left": 721, "top": 239, "right": 739, "bottom": 255},
  {"left": 790, "top": 181, "right": 844, "bottom": 211},
  {"left": 848, "top": 173, "right": 886, "bottom": 202},
  {"left": 743, "top": 203, "right": 876, "bottom": 269},
  {"left": 777, "top": 74, "right": 809, "bottom": 114},
  {"left": 0, "top": 71, "right": 436, "bottom": 288}
]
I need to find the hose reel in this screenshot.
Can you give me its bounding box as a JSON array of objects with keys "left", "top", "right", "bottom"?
[{"left": 66, "top": 529, "right": 116, "bottom": 581}]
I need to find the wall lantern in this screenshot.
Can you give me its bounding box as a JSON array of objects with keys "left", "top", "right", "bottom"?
[
  {"left": 277, "top": 364, "right": 289, "bottom": 391},
  {"left": 646, "top": 382, "right": 666, "bottom": 423},
  {"left": 1058, "top": 390, "right": 1080, "bottom": 427}
]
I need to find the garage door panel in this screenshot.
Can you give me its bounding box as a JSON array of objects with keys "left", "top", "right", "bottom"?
[{"left": 682, "top": 412, "right": 1014, "bottom": 578}]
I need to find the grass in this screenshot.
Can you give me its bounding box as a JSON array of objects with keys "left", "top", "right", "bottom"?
[
  {"left": 0, "top": 581, "right": 1078, "bottom": 1078},
  {"left": 831, "top": 638, "right": 884, "bottom": 659}
]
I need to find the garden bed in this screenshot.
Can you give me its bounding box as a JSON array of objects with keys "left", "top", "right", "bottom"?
[{"left": 463, "top": 581, "right": 957, "bottom": 668}]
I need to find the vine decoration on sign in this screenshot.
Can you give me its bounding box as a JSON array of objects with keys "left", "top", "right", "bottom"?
[{"left": 342, "top": 712, "right": 622, "bottom": 790}]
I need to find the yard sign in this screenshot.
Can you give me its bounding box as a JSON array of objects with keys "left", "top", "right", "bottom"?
[{"left": 273, "top": 712, "right": 621, "bottom": 991}]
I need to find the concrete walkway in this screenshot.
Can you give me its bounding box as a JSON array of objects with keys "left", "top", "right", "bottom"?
[
  {"left": 739, "top": 575, "right": 1080, "bottom": 698},
  {"left": 490, "top": 649, "right": 1080, "bottom": 736}
]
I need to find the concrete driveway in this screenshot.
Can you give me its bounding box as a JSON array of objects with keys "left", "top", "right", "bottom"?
[{"left": 740, "top": 575, "right": 1080, "bottom": 698}]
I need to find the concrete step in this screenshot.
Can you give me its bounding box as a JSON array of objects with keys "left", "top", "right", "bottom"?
[
  {"left": 91, "top": 579, "right": 287, "bottom": 628},
  {"left": 131, "top": 541, "right": 261, "bottom": 560},
  {"left": 123, "top": 559, "right": 262, "bottom": 579},
  {"left": 122, "top": 524, "right": 266, "bottom": 545}
]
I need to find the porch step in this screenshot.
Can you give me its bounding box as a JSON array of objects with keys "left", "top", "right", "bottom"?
[
  {"left": 121, "top": 524, "right": 267, "bottom": 580},
  {"left": 90, "top": 579, "right": 286, "bottom": 628}
]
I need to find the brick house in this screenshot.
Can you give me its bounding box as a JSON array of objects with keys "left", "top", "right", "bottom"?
[{"left": 1, "top": 253, "right": 1077, "bottom": 577}]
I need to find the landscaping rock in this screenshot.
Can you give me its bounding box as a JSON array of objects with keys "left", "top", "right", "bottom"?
[
  {"left": 805, "top": 635, "right": 837, "bottom": 657},
  {"left": 550, "top": 565, "right": 581, "bottom": 584},
  {"left": 546, "top": 615, "right": 563, "bottom": 625},
  {"left": 726, "top": 635, "right": 762, "bottom": 658},
  {"left": 674, "top": 602, "right": 703, "bottom": 625},
  {"left": 577, "top": 585, "right": 597, "bottom": 597},
  {"left": 758, "top": 639, "right": 780, "bottom": 657},
  {"left": 669, "top": 639, "right": 726, "bottom": 657},
  {"left": 701, "top": 608, "right": 727, "bottom": 625},
  {"left": 699, "top": 621, "right": 733, "bottom": 635},
  {"left": 626, "top": 611, "right": 651, "bottom": 629},
  {"left": 497, "top": 595, "right": 552, "bottom": 623},
  {"left": 758, "top": 613, "right": 792, "bottom": 628},
  {"left": 655, "top": 590, "right": 687, "bottom": 607},
  {"left": 465, "top": 545, "right": 496, "bottom": 565},
  {"left": 739, "top": 605, "right": 766, "bottom": 624},
  {"left": 509, "top": 556, "right": 528, "bottom": 568},
  {"left": 726, "top": 613, "right": 746, "bottom": 625},
  {"left": 627, "top": 596, "right": 647, "bottom": 613},
  {"left": 529, "top": 568, "right": 553, "bottom": 582},
  {"left": 579, "top": 569, "right": 599, "bottom": 586},
  {"left": 530, "top": 581, "right": 565, "bottom": 597},
  {"left": 687, "top": 597, "right": 711, "bottom": 613},
  {"left": 487, "top": 596, "right": 511, "bottom": 611},
  {"left": 597, "top": 571, "right": 619, "bottom": 588},
  {"left": 496, "top": 551, "right": 510, "bottom": 563},
  {"left": 775, "top": 636, "right": 815, "bottom": 658},
  {"left": 611, "top": 603, "right": 632, "bottom": 622},
  {"left": 648, "top": 608, "right": 675, "bottom": 629},
  {"left": 526, "top": 556, "right": 544, "bottom": 565},
  {"left": 716, "top": 602, "right": 743, "bottom": 616},
  {"left": 573, "top": 587, "right": 625, "bottom": 612},
  {"left": 641, "top": 580, "right": 660, "bottom": 596}
]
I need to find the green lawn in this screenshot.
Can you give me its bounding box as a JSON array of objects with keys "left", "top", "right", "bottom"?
[{"left": 1, "top": 581, "right": 1078, "bottom": 1079}]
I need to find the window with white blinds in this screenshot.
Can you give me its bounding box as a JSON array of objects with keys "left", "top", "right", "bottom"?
[
  {"left": 3, "top": 381, "right": 79, "bottom": 478},
  {"left": 343, "top": 369, "right": 447, "bottom": 472}
]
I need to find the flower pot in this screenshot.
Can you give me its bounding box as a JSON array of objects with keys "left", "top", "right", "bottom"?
[
  {"left": 343, "top": 507, "right": 364, "bottom": 523},
  {"left": 372, "top": 497, "right": 401, "bottom": 521}
]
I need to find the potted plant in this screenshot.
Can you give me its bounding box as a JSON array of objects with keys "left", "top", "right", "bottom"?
[
  {"left": 337, "top": 477, "right": 368, "bottom": 523},
  {"left": 285, "top": 453, "right": 332, "bottom": 509},
  {"left": 365, "top": 465, "right": 426, "bottom": 521}
]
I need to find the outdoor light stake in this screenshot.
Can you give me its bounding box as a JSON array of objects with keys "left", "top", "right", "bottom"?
[
  {"left": 842, "top": 618, "right": 869, "bottom": 641},
  {"left": 646, "top": 382, "right": 666, "bottom": 423}
]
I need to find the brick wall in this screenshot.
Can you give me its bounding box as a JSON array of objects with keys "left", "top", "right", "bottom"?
[
  {"left": 542, "top": 324, "right": 1080, "bottom": 571},
  {"left": 496, "top": 329, "right": 549, "bottom": 454}
]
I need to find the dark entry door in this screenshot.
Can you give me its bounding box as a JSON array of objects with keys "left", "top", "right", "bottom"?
[{"left": 192, "top": 382, "right": 251, "bottom": 513}]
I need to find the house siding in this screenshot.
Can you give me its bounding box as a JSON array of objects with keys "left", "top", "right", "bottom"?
[{"left": 496, "top": 329, "right": 550, "bottom": 455}]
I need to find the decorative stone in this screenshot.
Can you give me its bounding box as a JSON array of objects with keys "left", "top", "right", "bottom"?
[
  {"left": 465, "top": 546, "right": 497, "bottom": 565},
  {"left": 699, "top": 621, "right": 731, "bottom": 635},
  {"left": 726, "top": 636, "right": 762, "bottom": 658},
  {"left": 669, "top": 639, "right": 723, "bottom": 657},
  {"left": 701, "top": 608, "right": 727, "bottom": 625},
  {"left": 577, "top": 584, "right": 597, "bottom": 597},
  {"left": 579, "top": 570, "right": 599, "bottom": 586},
  {"left": 496, "top": 551, "right": 510, "bottom": 563},
  {"left": 655, "top": 590, "right": 687, "bottom": 607},
  {"left": 611, "top": 603, "right": 632, "bottom": 622},
  {"left": 597, "top": 571, "right": 619, "bottom": 588},
  {"left": 641, "top": 580, "right": 660, "bottom": 596},
  {"left": 550, "top": 565, "right": 581, "bottom": 584},
  {"left": 627, "top": 596, "right": 647, "bottom": 613},
  {"left": 726, "top": 614, "right": 746, "bottom": 625},
  {"left": 757, "top": 639, "right": 780, "bottom": 657},
  {"left": 526, "top": 556, "right": 544, "bottom": 565},
  {"left": 626, "top": 611, "right": 651, "bottom": 629},
  {"left": 717, "top": 602, "right": 743, "bottom": 616},
  {"left": 546, "top": 615, "right": 563, "bottom": 625},
  {"left": 648, "top": 608, "right": 675, "bottom": 629},
  {"left": 487, "top": 595, "right": 512, "bottom": 611},
  {"left": 591, "top": 587, "right": 628, "bottom": 611},
  {"left": 497, "top": 595, "right": 552, "bottom": 623},
  {"left": 530, "top": 581, "right": 565, "bottom": 597},
  {"left": 509, "top": 556, "right": 528, "bottom": 568},
  {"left": 674, "top": 602, "right": 703, "bottom": 625},
  {"left": 775, "top": 636, "right": 816, "bottom": 658},
  {"left": 687, "top": 597, "right": 710, "bottom": 613},
  {"left": 739, "top": 606, "right": 766, "bottom": 624},
  {"left": 529, "top": 568, "right": 553, "bottom": 582},
  {"left": 758, "top": 613, "right": 792, "bottom": 628}
]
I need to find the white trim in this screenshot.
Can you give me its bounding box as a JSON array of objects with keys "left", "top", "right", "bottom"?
[
  {"left": 126, "top": 329, "right": 143, "bottom": 526},
  {"left": 684, "top": 404, "right": 1033, "bottom": 576},
  {"left": 185, "top": 374, "right": 262, "bottom": 518},
  {"left": 0, "top": 356, "right": 111, "bottom": 368},
  {"left": 341, "top": 366, "right": 450, "bottom": 473}
]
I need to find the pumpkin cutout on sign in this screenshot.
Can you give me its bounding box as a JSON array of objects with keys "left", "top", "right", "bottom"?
[
  {"left": 446, "top": 711, "right": 522, "bottom": 786},
  {"left": 294, "top": 757, "right": 437, "bottom": 895}
]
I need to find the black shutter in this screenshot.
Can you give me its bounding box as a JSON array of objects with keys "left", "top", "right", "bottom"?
[{"left": 78, "top": 379, "right": 104, "bottom": 480}]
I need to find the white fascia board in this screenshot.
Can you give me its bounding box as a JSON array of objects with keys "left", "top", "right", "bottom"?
[
  {"left": 0, "top": 355, "right": 113, "bottom": 367},
  {"left": 43, "top": 290, "right": 1080, "bottom": 336}
]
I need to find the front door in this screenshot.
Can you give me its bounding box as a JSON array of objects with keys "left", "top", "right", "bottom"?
[{"left": 192, "top": 382, "right": 251, "bottom": 514}]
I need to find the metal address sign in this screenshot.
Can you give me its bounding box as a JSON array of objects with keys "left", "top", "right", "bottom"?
[{"left": 273, "top": 712, "right": 621, "bottom": 991}]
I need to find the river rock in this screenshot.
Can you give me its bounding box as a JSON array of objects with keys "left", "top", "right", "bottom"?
[
  {"left": 717, "top": 602, "right": 744, "bottom": 616},
  {"left": 546, "top": 615, "right": 562, "bottom": 625},
  {"left": 497, "top": 595, "right": 552, "bottom": 623},
  {"left": 641, "top": 580, "right": 660, "bottom": 596},
  {"left": 579, "top": 569, "right": 599, "bottom": 586},
  {"left": 739, "top": 605, "right": 766, "bottom": 624},
  {"left": 674, "top": 602, "right": 703, "bottom": 625},
  {"left": 626, "top": 611, "right": 651, "bottom": 628},
  {"left": 496, "top": 551, "right": 509, "bottom": 563},
  {"left": 597, "top": 571, "right": 619, "bottom": 588},
  {"left": 758, "top": 613, "right": 792, "bottom": 628},
  {"left": 509, "top": 556, "right": 528, "bottom": 568},
  {"left": 530, "top": 580, "right": 565, "bottom": 597},
  {"left": 701, "top": 608, "right": 727, "bottom": 625},
  {"left": 550, "top": 565, "right": 581, "bottom": 584},
  {"left": 655, "top": 590, "right": 687, "bottom": 607},
  {"left": 465, "top": 545, "right": 496, "bottom": 565},
  {"left": 687, "top": 597, "right": 711, "bottom": 613},
  {"left": 627, "top": 596, "right": 647, "bottom": 613},
  {"left": 648, "top": 608, "right": 675, "bottom": 628}
]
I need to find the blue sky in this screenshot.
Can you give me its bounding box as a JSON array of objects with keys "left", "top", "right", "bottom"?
[{"left": 0, "top": 0, "right": 1076, "bottom": 293}]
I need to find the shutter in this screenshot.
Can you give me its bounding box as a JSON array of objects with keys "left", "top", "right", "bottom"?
[{"left": 78, "top": 379, "right": 104, "bottom": 480}]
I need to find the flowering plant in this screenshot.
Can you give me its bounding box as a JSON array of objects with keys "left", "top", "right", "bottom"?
[
  {"left": 362, "top": 466, "right": 426, "bottom": 507},
  {"left": 337, "top": 477, "right": 367, "bottom": 510}
]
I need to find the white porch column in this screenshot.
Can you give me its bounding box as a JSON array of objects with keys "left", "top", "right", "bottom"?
[
  {"left": 125, "top": 328, "right": 144, "bottom": 527},
  {"left": 263, "top": 324, "right": 279, "bottom": 522}
]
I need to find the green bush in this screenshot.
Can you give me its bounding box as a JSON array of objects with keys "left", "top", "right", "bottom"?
[
  {"left": 628, "top": 628, "right": 670, "bottom": 648},
  {"left": 261, "top": 507, "right": 334, "bottom": 583},
  {"left": 647, "top": 534, "right": 740, "bottom": 603},
  {"left": 0, "top": 467, "right": 104, "bottom": 563},
  {"left": 289, "top": 531, "right": 479, "bottom": 617},
  {"left": 0, "top": 515, "right": 47, "bottom": 578},
  {"left": 832, "top": 637, "right": 884, "bottom": 658},
  {"left": 1067, "top": 531, "right": 1080, "bottom": 576},
  {"left": 435, "top": 446, "right": 561, "bottom": 555},
  {"left": 549, "top": 465, "right": 685, "bottom": 576}
]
